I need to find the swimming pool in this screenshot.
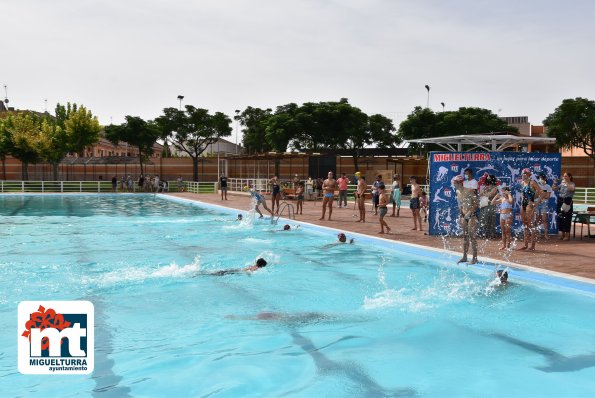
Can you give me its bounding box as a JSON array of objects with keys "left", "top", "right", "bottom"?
[{"left": 1, "top": 194, "right": 594, "bottom": 397}]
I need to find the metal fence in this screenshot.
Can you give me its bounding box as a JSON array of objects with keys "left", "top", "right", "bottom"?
[
  {"left": 574, "top": 187, "right": 595, "bottom": 204},
  {"left": 0, "top": 180, "right": 217, "bottom": 194}
]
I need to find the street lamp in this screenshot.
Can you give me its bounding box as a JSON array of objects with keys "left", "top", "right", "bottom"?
[
  {"left": 234, "top": 109, "right": 240, "bottom": 154},
  {"left": 424, "top": 85, "right": 430, "bottom": 108},
  {"left": 177, "top": 95, "right": 184, "bottom": 111},
  {"left": 440, "top": 102, "right": 445, "bottom": 112}
]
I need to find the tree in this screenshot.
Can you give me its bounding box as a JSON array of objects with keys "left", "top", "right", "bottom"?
[
  {"left": 544, "top": 97, "right": 595, "bottom": 170},
  {"left": 37, "top": 117, "right": 68, "bottom": 180},
  {"left": 236, "top": 107, "right": 273, "bottom": 153},
  {"left": 3, "top": 113, "right": 43, "bottom": 180},
  {"left": 398, "top": 106, "right": 516, "bottom": 153},
  {"left": 105, "top": 116, "right": 161, "bottom": 176},
  {"left": 56, "top": 103, "right": 101, "bottom": 157},
  {"left": 156, "top": 106, "right": 232, "bottom": 181},
  {"left": 0, "top": 116, "right": 12, "bottom": 180}
]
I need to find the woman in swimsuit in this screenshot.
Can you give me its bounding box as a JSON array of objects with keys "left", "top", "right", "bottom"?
[
  {"left": 492, "top": 186, "right": 514, "bottom": 250},
  {"left": 519, "top": 169, "right": 542, "bottom": 250},
  {"left": 270, "top": 176, "right": 281, "bottom": 215}
]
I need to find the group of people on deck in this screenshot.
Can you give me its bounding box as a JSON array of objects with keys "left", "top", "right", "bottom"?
[
  {"left": 240, "top": 167, "right": 577, "bottom": 265},
  {"left": 452, "top": 168, "right": 576, "bottom": 264}
]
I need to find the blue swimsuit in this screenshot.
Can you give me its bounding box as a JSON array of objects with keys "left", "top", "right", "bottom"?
[{"left": 522, "top": 183, "right": 535, "bottom": 209}]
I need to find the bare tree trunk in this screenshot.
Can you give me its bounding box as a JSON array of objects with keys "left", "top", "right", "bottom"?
[
  {"left": 192, "top": 157, "right": 199, "bottom": 182},
  {"left": 1, "top": 156, "right": 5, "bottom": 180},
  {"left": 22, "top": 161, "right": 29, "bottom": 180},
  {"left": 352, "top": 155, "right": 359, "bottom": 173},
  {"left": 52, "top": 162, "right": 59, "bottom": 180},
  {"left": 138, "top": 150, "right": 144, "bottom": 176}
]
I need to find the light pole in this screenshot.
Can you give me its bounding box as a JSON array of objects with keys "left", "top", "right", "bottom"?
[
  {"left": 234, "top": 109, "right": 240, "bottom": 154},
  {"left": 424, "top": 85, "right": 430, "bottom": 108},
  {"left": 177, "top": 95, "right": 184, "bottom": 111},
  {"left": 440, "top": 102, "right": 445, "bottom": 112}
]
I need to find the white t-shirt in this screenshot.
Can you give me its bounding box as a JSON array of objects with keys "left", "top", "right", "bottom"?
[
  {"left": 463, "top": 179, "right": 478, "bottom": 190},
  {"left": 538, "top": 182, "right": 552, "bottom": 196}
]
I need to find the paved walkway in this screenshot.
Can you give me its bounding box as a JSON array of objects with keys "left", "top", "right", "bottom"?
[{"left": 167, "top": 192, "right": 595, "bottom": 281}]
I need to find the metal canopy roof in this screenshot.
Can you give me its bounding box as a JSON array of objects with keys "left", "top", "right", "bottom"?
[{"left": 405, "top": 134, "right": 557, "bottom": 152}]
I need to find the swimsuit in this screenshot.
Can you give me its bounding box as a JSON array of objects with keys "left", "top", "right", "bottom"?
[
  {"left": 272, "top": 183, "right": 280, "bottom": 196},
  {"left": 521, "top": 183, "right": 535, "bottom": 210},
  {"left": 324, "top": 193, "right": 334, "bottom": 198},
  {"left": 410, "top": 197, "right": 420, "bottom": 210},
  {"left": 378, "top": 206, "right": 388, "bottom": 217},
  {"left": 500, "top": 213, "right": 512, "bottom": 221}
]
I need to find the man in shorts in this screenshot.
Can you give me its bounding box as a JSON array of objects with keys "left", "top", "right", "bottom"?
[
  {"left": 319, "top": 171, "right": 337, "bottom": 221},
  {"left": 409, "top": 176, "right": 422, "bottom": 231},
  {"left": 220, "top": 174, "right": 228, "bottom": 200}
]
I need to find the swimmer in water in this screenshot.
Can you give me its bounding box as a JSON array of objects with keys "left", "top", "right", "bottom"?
[
  {"left": 323, "top": 232, "right": 354, "bottom": 248},
  {"left": 199, "top": 258, "right": 268, "bottom": 276},
  {"left": 496, "top": 269, "right": 509, "bottom": 284},
  {"left": 236, "top": 214, "right": 243, "bottom": 221}
]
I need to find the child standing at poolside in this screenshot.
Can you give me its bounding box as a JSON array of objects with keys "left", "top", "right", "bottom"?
[
  {"left": 420, "top": 191, "right": 428, "bottom": 223},
  {"left": 296, "top": 182, "right": 304, "bottom": 215},
  {"left": 492, "top": 186, "right": 514, "bottom": 250}
]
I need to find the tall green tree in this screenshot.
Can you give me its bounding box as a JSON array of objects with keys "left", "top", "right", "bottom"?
[
  {"left": 236, "top": 107, "right": 273, "bottom": 153},
  {"left": 544, "top": 97, "right": 595, "bottom": 170},
  {"left": 37, "top": 117, "right": 68, "bottom": 180},
  {"left": 3, "top": 113, "right": 43, "bottom": 180},
  {"left": 56, "top": 103, "right": 101, "bottom": 157},
  {"left": 398, "top": 106, "right": 516, "bottom": 153},
  {"left": 156, "top": 106, "right": 232, "bottom": 181},
  {"left": 0, "top": 116, "right": 13, "bottom": 180},
  {"left": 105, "top": 116, "right": 161, "bottom": 176}
]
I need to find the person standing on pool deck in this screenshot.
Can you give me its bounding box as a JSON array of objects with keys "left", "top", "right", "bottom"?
[
  {"left": 535, "top": 173, "right": 553, "bottom": 239},
  {"left": 220, "top": 174, "right": 228, "bottom": 200},
  {"left": 270, "top": 176, "right": 281, "bottom": 214},
  {"left": 356, "top": 175, "right": 367, "bottom": 223},
  {"left": 491, "top": 186, "right": 514, "bottom": 250},
  {"left": 552, "top": 172, "right": 575, "bottom": 241},
  {"left": 306, "top": 177, "right": 314, "bottom": 200},
  {"left": 390, "top": 175, "right": 401, "bottom": 217},
  {"left": 337, "top": 173, "right": 350, "bottom": 208},
  {"left": 296, "top": 182, "right": 304, "bottom": 215},
  {"left": 371, "top": 175, "right": 383, "bottom": 215},
  {"left": 454, "top": 174, "right": 479, "bottom": 264},
  {"left": 518, "top": 168, "right": 541, "bottom": 251},
  {"left": 319, "top": 171, "right": 337, "bottom": 221},
  {"left": 409, "top": 176, "right": 422, "bottom": 231},
  {"left": 377, "top": 183, "right": 391, "bottom": 234}
]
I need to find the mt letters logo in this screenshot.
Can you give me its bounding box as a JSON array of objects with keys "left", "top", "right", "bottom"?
[{"left": 18, "top": 301, "right": 94, "bottom": 374}]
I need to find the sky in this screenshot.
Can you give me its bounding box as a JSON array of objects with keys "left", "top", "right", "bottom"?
[{"left": 2, "top": 0, "right": 595, "bottom": 144}]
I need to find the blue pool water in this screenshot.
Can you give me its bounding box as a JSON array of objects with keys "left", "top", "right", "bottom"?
[{"left": 1, "top": 194, "right": 594, "bottom": 397}]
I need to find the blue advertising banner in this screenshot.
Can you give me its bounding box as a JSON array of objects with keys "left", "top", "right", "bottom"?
[{"left": 428, "top": 152, "right": 562, "bottom": 236}]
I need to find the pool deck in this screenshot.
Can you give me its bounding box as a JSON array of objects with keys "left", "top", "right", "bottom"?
[{"left": 167, "top": 192, "right": 595, "bottom": 281}]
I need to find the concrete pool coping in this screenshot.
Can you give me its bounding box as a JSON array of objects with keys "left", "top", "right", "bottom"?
[{"left": 162, "top": 194, "right": 595, "bottom": 295}]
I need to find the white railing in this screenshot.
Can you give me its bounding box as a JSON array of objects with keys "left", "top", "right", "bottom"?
[
  {"left": 185, "top": 182, "right": 217, "bottom": 194},
  {"left": 227, "top": 178, "right": 270, "bottom": 192},
  {"left": 0, "top": 180, "right": 217, "bottom": 194},
  {"left": 574, "top": 187, "right": 595, "bottom": 204}
]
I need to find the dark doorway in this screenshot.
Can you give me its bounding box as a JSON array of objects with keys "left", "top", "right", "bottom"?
[{"left": 308, "top": 155, "right": 336, "bottom": 179}]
